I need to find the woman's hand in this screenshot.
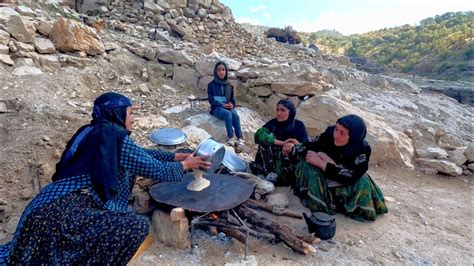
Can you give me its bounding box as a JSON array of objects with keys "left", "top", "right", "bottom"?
[
  {"left": 285, "top": 138, "right": 299, "bottom": 144},
  {"left": 282, "top": 142, "right": 295, "bottom": 156},
  {"left": 223, "top": 103, "right": 233, "bottom": 109},
  {"left": 181, "top": 155, "right": 211, "bottom": 171},
  {"left": 316, "top": 152, "right": 336, "bottom": 165},
  {"left": 174, "top": 153, "right": 192, "bottom": 161},
  {"left": 306, "top": 151, "right": 327, "bottom": 170}
]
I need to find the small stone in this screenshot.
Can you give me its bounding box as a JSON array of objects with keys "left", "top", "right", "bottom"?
[
  {"left": 267, "top": 193, "right": 289, "bottom": 209},
  {"left": 138, "top": 83, "right": 150, "bottom": 95},
  {"left": 170, "top": 207, "right": 185, "bottom": 221},
  {"left": 0, "top": 54, "right": 13, "bottom": 66},
  {"left": 12, "top": 66, "right": 42, "bottom": 76},
  {"left": 37, "top": 21, "right": 52, "bottom": 36},
  {"left": 20, "top": 187, "right": 34, "bottom": 200},
  {"left": 468, "top": 163, "right": 474, "bottom": 171},
  {"left": 0, "top": 44, "right": 8, "bottom": 54}
]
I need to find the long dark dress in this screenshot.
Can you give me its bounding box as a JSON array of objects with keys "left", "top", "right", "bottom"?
[
  {"left": 294, "top": 127, "right": 387, "bottom": 221},
  {"left": 1, "top": 137, "right": 183, "bottom": 265}
]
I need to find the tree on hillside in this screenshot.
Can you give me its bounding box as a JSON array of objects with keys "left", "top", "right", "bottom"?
[{"left": 264, "top": 26, "right": 302, "bottom": 44}]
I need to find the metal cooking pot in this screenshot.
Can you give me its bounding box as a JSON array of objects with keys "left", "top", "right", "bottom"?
[
  {"left": 149, "top": 128, "right": 187, "bottom": 145},
  {"left": 303, "top": 212, "right": 336, "bottom": 240},
  {"left": 193, "top": 137, "right": 225, "bottom": 174},
  {"left": 222, "top": 149, "right": 247, "bottom": 173}
]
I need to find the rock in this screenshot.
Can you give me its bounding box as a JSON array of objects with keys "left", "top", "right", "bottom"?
[
  {"left": 15, "top": 6, "right": 36, "bottom": 17},
  {"left": 144, "top": 0, "right": 165, "bottom": 14},
  {"left": 132, "top": 188, "right": 156, "bottom": 214},
  {"left": 297, "top": 94, "right": 414, "bottom": 168},
  {"left": 0, "top": 29, "right": 10, "bottom": 45},
  {"left": 143, "top": 48, "right": 156, "bottom": 61},
  {"left": 364, "top": 74, "right": 390, "bottom": 90},
  {"left": 416, "top": 147, "right": 449, "bottom": 159},
  {"left": 156, "top": 47, "right": 193, "bottom": 66},
  {"left": 12, "top": 65, "right": 42, "bottom": 75},
  {"left": 249, "top": 85, "right": 273, "bottom": 97},
  {"left": 148, "top": 29, "right": 173, "bottom": 44},
  {"left": 49, "top": 18, "right": 105, "bottom": 55},
  {"left": 162, "top": 0, "right": 187, "bottom": 8},
  {"left": 173, "top": 65, "right": 199, "bottom": 89},
  {"left": 5, "top": 216, "right": 20, "bottom": 235},
  {"left": 416, "top": 158, "right": 463, "bottom": 176},
  {"left": 37, "top": 21, "right": 52, "bottom": 36},
  {"left": 0, "top": 102, "right": 8, "bottom": 113},
  {"left": 194, "top": 58, "right": 216, "bottom": 76},
  {"left": 271, "top": 82, "right": 322, "bottom": 97},
  {"left": 0, "top": 7, "right": 36, "bottom": 43},
  {"left": 166, "top": 19, "right": 189, "bottom": 38},
  {"left": 10, "top": 40, "right": 34, "bottom": 52},
  {"left": 464, "top": 145, "right": 474, "bottom": 162},
  {"left": 183, "top": 107, "right": 264, "bottom": 143},
  {"left": 170, "top": 207, "right": 185, "bottom": 221},
  {"left": 181, "top": 125, "right": 211, "bottom": 147},
  {"left": 197, "top": 75, "right": 213, "bottom": 90},
  {"left": 225, "top": 255, "right": 258, "bottom": 266},
  {"left": 267, "top": 193, "right": 289, "bottom": 209},
  {"left": 152, "top": 209, "right": 190, "bottom": 249},
  {"left": 138, "top": 83, "right": 150, "bottom": 95},
  {"left": 135, "top": 115, "right": 169, "bottom": 130},
  {"left": 468, "top": 163, "right": 474, "bottom": 171},
  {"left": 388, "top": 77, "right": 421, "bottom": 94},
  {"left": 35, "top": 54, "right": 61, "bottom": 70},
  {"left": 0, "top": 44, "right": 8, "bottom": 54},
  {"left": 163, "top": 105, "right": 189, "bottom": 114},
  {"left": 20, "top": 187, "right": 33, "bottom": 200},
  {"left": 169, "top": 9, "right": 179, "bottom": 18},
  {"left": 236, "top": 68, "right": 259, "bottom": 81},
  {"left": 448, "top": 148, "right": 467, "bottom": 166},
  {"left": 0, "top": 54, "right": 14, "bottom": 65},
  {"left": 463, "top": 170, "right": 472, "bottom": 176},
  {"left": 33, "top": 37, "right": 55, "bottom": 54},
  {"left": 76, "top": 0, "right": 102, "bottom": 14},
  {"left": 103, "top": 41, "right": 120, "bottom": 52}
]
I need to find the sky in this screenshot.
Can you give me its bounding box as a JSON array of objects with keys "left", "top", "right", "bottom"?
[{"left": 220, "top": 0, "right": 473, "bottom": 35}]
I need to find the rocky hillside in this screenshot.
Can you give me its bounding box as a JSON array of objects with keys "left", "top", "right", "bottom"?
[{"left": 0, "top": 0, "right": 473, "bottom": 264}]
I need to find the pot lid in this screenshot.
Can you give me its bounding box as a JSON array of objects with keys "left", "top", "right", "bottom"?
[
  {"left": 222, "top": 149, "right": 247, "bottom": 172},
  {"left": 312, "top": 212, "right": 335, "bottom": 223},
  {"left": 150, "top": 128, "right": 187, "bottom": 145}
]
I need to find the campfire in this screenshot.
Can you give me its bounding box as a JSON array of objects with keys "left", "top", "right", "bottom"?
[{"left": 147, "top": 171, "right": 318, "bottom": 257}]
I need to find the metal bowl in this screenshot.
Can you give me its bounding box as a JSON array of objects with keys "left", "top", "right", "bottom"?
[
  {"left": 193, "top": 137, "right": 225, "bottom": 174},
  {"left": 223, "top": 149, "right": 247, "bottom": 172},
  {"left": 150, "top": 128, "right": 187, "bottom": 146}
]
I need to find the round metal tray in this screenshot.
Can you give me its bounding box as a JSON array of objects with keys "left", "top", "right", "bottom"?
[
  {"left": 149, "top": 128, "right": 187, "bottom": 145},
  {"left": 193, "top": 137, "right": 225, "bottom": 174}
]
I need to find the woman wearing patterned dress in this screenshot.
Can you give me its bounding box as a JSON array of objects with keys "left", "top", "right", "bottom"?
[
  {"left": 0, "top": 92, "right": 210, "bottom": 265},
  {"left": 250, "top": 99, "right": 308, "bottom": 186},
  {"left": 291, "top": 114, "right": 388, "bottom": 221}
]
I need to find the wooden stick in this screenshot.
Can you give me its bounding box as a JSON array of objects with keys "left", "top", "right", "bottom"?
[
  {"left": 246, "top": 199, "right": 303, "bottom": 219},
  {"left": 236, "top": 206, "right": 316, "bottom": 255}
]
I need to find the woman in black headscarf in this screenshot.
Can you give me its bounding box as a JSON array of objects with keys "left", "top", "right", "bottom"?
[
  {"left": 293, "top": 114, "right": 387, "bottom": 221},
  {"left": 250, "top": 99, "right": 308, "bottom": 186},
  {"left": 1, "top": 92, "right": 210, "bottom": 265}
]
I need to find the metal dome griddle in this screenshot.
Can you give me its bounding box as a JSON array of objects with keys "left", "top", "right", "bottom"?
[{"left": 150, "top": 173, "right": 254, "bottom": 213}]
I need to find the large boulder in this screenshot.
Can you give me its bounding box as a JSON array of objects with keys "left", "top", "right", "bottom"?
[
  {"left": 388, "top": 77, "right": 421, "bottom": 94},
  {"left": 194, "top": 58, "right": 216, "bottom": 76},
  {"left": 271, "top": 82, "right": 323, "bottom": 97},
  {"left": 197, "top": 75, "right": 213, "bottom": 90},
  {"left": 173, "top": 65, "right": 199, "bottom": 89},
  {"left": 448, "top": 148, "right": 467, "bottom": 166},
  {"left": 297, "top": 94, "right": 414, "bottom": 167},
  {"left": 49, "top": 18, "right": 105, "bottom": 55},
  {"left": 33, "top": 37, "right": 55, "bottom": 54},
  {"left": 0, "top": 7, "right": 35, "bottom": 43},
  {"left": 415, "top": 146, "right": 448, "bottom": 159},
  {"left": 464, "top": 145, "right": 474, "bottom": 162},
  {"left": 416, "top": 158, "right": 463, "bottom": 176},
  {"left": 156, "top": 47, "right": 194, "bottom": 66},
  {"left": 183, "top": 107, "right": 264, "bottom": 143}
]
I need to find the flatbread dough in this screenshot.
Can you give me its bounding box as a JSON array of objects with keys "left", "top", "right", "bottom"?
[{"left": 187, "top": 170, "right": 210, "bottom": 191}]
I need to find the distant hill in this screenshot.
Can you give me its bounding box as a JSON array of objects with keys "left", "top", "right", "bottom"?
[
  {"left": 305, "top": 11, "right": 474, "bottom": 81},
  {"left": 243, "top": 12, "right": 473, "bottom": 81}
]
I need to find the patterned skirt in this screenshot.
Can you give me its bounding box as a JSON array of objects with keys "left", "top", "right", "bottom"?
[
  {"left": 9, "top": 191, "right": 149, "bottom": 265},
  {"left": 250, "top": 144, "right": 298, "bottom": 186},
  {"left": 295, "top": 162, "right": 388, "bottom": 221}
]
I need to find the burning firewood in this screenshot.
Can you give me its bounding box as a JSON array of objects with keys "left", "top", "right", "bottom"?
[{"left": 236, "top": 206, "right": 317, "bottom": 255}]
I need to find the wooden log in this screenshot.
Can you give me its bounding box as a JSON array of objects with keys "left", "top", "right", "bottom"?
[
  {"left": 246, "top": 199, "right": 303, "bottom": 219},
  {"left": 217, "top": 227, "right": 247, "bottom": 244},
  {"left": 236, "top": 206, "right": 316, "bottom": 255}
]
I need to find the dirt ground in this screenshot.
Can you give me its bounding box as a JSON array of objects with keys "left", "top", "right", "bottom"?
[{"left": 1, "top": 56, "right": 473, "bottom": 265}]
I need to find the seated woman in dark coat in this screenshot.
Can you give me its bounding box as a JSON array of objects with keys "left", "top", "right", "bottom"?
[
  {"left": 250, "top": 99, "right": 308, "bottom": 186},
  {"left": 0, "top": 92, "right": 210, "bottom": 265},
  {"left": 292, "top": 114, "right": 387, "bottom": 221}
]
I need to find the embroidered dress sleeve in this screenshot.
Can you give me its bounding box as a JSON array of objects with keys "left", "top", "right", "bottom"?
[
  {"left": 144, "top": 148, "right": 175, "bottom": 161},
  {"left": 254, "top": 127, "right": 275, "bottom": 146},
  {"left": 325, "top": 146, "right": 371, "bottom": 185},
  {"left": 120, "top": 136, "right": 183, "bottom": 182}
]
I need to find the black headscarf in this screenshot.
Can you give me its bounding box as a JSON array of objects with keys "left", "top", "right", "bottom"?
[
  {"left": 213, "top": 61, "right": 232, "bottom": 102},
  {"left": 52, "top": 92, "right": 132, "bottom": 202},
  {"left": 327, "top": 114, "right": 368, "bottom": 158},
  {"left": 263, "top": 99, "right": 307, "bottom": 141}
]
